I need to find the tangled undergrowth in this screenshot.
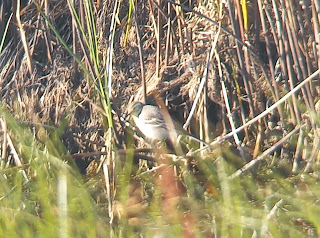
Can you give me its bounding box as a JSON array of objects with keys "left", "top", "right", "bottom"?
[{"left": 0, "top": 0, "right": 320, "bottom": 237}]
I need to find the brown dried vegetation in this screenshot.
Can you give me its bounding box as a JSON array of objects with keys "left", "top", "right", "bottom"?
[{"left": 1, "top": 0, "right": 320, "bottom": 236}]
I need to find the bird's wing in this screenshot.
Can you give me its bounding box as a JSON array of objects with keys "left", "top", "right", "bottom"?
[{"left": 140, "top": 105, "right": 166, "bottom": 126}]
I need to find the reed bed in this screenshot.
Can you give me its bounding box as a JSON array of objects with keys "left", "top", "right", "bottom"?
[{"left": 0, "top": 0, "right": 320, "bottom": 237}]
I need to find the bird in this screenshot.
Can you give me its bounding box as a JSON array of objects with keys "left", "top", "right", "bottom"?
[
  {"left": 127, "top": 101, "right": 171, "bottom": 142},
  {"left": 126, "top": 101, "right": 211, "bottom": 151}
]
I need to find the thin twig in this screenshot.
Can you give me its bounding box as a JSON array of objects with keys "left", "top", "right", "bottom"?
[
  {"left": 193, "top": 68, "right": 320, "bottom": 154},
  {"left": 212, "top": 69, "right": 320, "bottom": 146},
  {"left": 303, "top": 129, "right": 320, "bottom": 173},
  {"left": 229, "top": 0, "right": 255, "bottom": 118},
  {"left": 57, "top": 173, "right": 68, "bottom": 238},
  {"left": 168, "top": 0, "right": 274, "bottom": 99},
  {"left": 16, "top": 0, "right": 33, "bottom": 74},
  {"left": 0, "top": 118, "right": 7, "bottom": 169},
  {"left": 105, "top": 0, "right": 121, "bottom": 98},
  {"left": 229, "top": 125, "right": 301, "bottom": 179},
  {"left": 164, "top": 1, "right": 171, "bottom": 67},
  {"left": 263, "top": 3, "right": 286, "bottom": 125},
  {"left": 183, "top": 26, "right": 220, "bottom": 130},
  {"left": 132, "top": 1, "right": 146, "bottom": 103},
  {"left": 267, "top": 199, "right": 283, "bottom": 220},
  {"left": 136, "top": 164, "right": 167, "bottom": 176},
  {"left": 284, "top": 1, "right": 311, "bottom": 113},
  {"left": 71, "top": 0, "right": 79, "bottom": 78},
  {"left": 292, "top": 129, "right": 304, "bottom": 173},
  {"left": 147, "top": 0, "right": 159, "bottom": 40},
  {"left": 272, "top": 0, "right": 296, "bottom": 123},
  {"left": 156, "top": 0, "right": 162, "bottom": 78},
  {"left": 103, "top": 160, "right": 113, "bottom": 224},
  {"left": 44, "top": 0, "right": 53, "bottom": 63},
  {"left": 216, "top": 50, "right": 247, "bottom": 162},
  {"left": 6, "top": 132, "right": 29, "bottom": 182},
  {"left": 71, "top": 149, "right": 156, "bottom": 162}
]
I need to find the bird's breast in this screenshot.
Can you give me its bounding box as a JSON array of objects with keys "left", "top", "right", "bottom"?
[{"left": 133, "top": 116, "right": 169, "bottom": 140}]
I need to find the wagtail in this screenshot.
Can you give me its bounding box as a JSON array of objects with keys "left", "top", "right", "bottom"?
[
  {"left": 127, "top": 101, "right": 170, "bottom": 142},
  {"left": 126, "top": 101, "right": 211, "bottom": 151}
]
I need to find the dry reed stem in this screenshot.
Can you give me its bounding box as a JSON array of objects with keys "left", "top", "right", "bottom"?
[
  {"left": 281, "top": 0, "right": 301, "bottom": 125},
  {"left": 258, "top": 1, "right": 278, "bottom": 92},
  {"left": 132, "top": 1, "right": 146, "bottom": 103},
  {"left": 252, "top": 120, "right": 263, "bottom": 159},
  {"left": 67, "top": 1, "right": 96, "bottom": 79},
  {"left": 297, "top": 8, "right": 315, "bottom": 102},
  {"left": 303, "top": 129, "right": 320, "bottom": 173},
  {"left": 227, "top": 1, "right": 255, "bottom": 118},
  {"left": 44, "top": 0, "right": 53, "bottom": 63},
  {"left": 57, "top": 172, "right": 68, "bottom": 238},
  {"left": 263, "top": 3, "right": 287, "bottom": 126},
  {"left": 16, "top": 0, "right": 33, "bottom": 75},
  {"left": 284, "top": 1, "right": 312, "bottom": 115},
  {"left": 311, "top": 2, "right": 320, "bottom": 71},
  {"left": 216, "top": 50, "right": 247, "bottom": 162},
  {"left": 211, "top": 69, "right": 320, "bottom": 147},
  {"left": 0, "top": 118, "right": 7, "bottom": 169},
  {"left": 229, "top": 125, "right": 302, "bottom": 179},
  {"left": 72, "top": 149, "right": 156, "bottom": 162},
  {"left": 164, "top": 1, "right": 172, "bottom": 67},
  {"left": 156, "top": 0, "right": 162, "bottom": 78},
  {"left": 272, "top": 0, "right": 297, "bottom": 124},
  {"left": 6, "top": 132, "right": 29, "bottom": 182},
  {"left": 103, "top": 159, "right": 114, "bottom": 223},
  {"left": 154, "top": 94, "right": 184, "bottom": 156},
  {"left": 173, "top": 1, "right": 186, "bottom": 58},
  {"left": 292, "top": 129, "right": 304, "bottom": 173},
  {"left": 105, "top": 0, "right": 121, "bottom": 98},
  {"left": 71, "top": 0, "right": 79, "bottom": 78},
  {"left": 147, "top": 0, "right": 159, "bottom": 40},
  {"left": 183, "top": 28, "right": 219, "bottom": 130}
]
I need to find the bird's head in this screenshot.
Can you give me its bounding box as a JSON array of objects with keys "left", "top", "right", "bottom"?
[{"left": 127, "top": 101, "right": 144, "bottom": 117}]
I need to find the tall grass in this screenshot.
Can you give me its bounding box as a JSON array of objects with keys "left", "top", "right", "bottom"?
[{"left": 0, "top": 106, "right": 108, "bottom": 237}]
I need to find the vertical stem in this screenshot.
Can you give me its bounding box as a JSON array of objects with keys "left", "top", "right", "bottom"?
[
  {"left": 72, "top": 0, "right": 79, "bottom": 80},
  {"left": 0, "top": 118, "right": 7, "bottom": 169},
  {"left": 281, "top": 0, "right": 301, "bottom": 125},
  {"left": 57, "top": 173, "right": 68, "bottom": 238},
  {"left": 132, "top": 0, "right": 146, "bottom": 103},
  {"left": 16, "top": 0, "right": 33, "bottom": 74},
  {"left": 259, "top": 1, "right": 287, "bottom": 126},
  {"left": 272, "top": 0, "right": 296, "bottom": 123},
  {"left": 227, "top": 0, "right": 255, "bottom": 118},
  {"left": 204, "top": 74, "right": 210, "bottom": 143},
  {"left": 44, "top": 0, "right": 53, "bottom": 63},
  {"left": 165, "top": 2, "right": 171, "bottom": 67},
  {"left": 156, "top": 0, "right": 162, "bottom": 77},
  {"left": 311, "top": 2, "right": 320, "bottom": 83}
]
